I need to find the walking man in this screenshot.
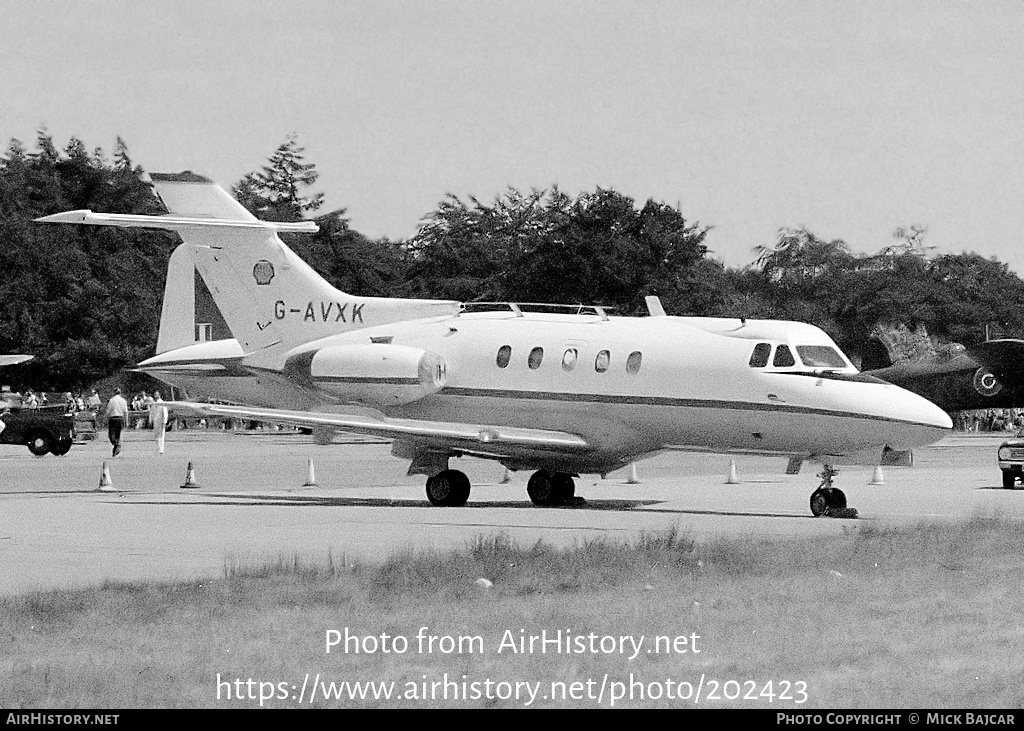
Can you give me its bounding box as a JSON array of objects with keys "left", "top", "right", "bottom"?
[{"left": 104, "top": 388, "right": 129, "bottom": 457}]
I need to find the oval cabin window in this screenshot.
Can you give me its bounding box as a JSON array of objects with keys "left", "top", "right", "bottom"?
[
  {"left": 595, "top": 350, "right": 610, "bottom": 373},
  {"left": 496, "top": 345, "right": 511, "bottom": 368},
  {"left": 528, "top": 347, "right": 544, "bottom": 370},
  {"left": 626, "top": 351, "right": 642, "bottom": 374},
  {"left": 562, "top": 349, "right": 578, "bottom": 371}
]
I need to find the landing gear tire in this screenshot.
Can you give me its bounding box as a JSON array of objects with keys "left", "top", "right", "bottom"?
[
  {"left": 810, "top": 487, "right": 847, "bottom": 517},
  {"left": 425, "top": 469, "right": 471, "bottom": 507},
  {"left": 1003, "top": 471, "right": 1018, "bottom": 490},
  {"left": 553, "top": 473, "right": 575, "bottom": 500},
  {"left": 528, "top": 470, "right": 575, "bottom": 506},
  {"left": 27, "top": 431, "right": 53, "bottom": 456},
  {"left": 527, "top": 470, "right": 557, "bottom": 506},
  {"left": 51, "top": 439, "right": 72, "bottom": 456}
]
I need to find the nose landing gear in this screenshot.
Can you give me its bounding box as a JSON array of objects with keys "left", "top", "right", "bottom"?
[{"left": 809, "top": 465, "right": 858, "bottom": 518}]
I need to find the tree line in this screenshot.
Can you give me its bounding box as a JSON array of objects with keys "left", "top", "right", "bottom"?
[{"left": 1, "top": 130, "right": 1021, "bottom": 391}]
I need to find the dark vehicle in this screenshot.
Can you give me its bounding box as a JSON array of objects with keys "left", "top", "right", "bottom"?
[
  {"left": 997, "top": 428, "right": 1024, "bottom": 489},
  {"left": 0, "top": 405, "right": 75, "bottom": 456}
]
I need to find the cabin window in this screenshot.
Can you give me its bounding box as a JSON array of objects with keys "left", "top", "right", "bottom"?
[
  {"left": 595, "top": 350, "right": 610, "bottom": 373},
  {"left": 528, "top": 347, "right": 544, "bottom": 370},
  {"left": 749, "top": 342, "right": 771, "bottom": 368},
  {"left": 796, "top": 345, "right": 847, "bottom": 369},
  {"left": 496, "top": 345, "right": 511, "bottom": 368},
  {"left": 773, "top": 345, "right": 796, "bottom": 367},
  {"left": 626, "top": 351, "right": 642, "bottom": 375},
  {"left": 562, "top": 348, "right": 578, "bottom": 371}
]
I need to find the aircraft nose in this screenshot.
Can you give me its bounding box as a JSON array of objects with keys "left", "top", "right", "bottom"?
[{"left": 887, "top": 388, "right": 952, "bottom": 449}]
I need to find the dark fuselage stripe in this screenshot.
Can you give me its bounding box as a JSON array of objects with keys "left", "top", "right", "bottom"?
[{"left": 439, "top": 387, "right": 941, "bottom": 428}]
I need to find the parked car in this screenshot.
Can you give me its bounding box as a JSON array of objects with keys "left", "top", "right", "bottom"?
[
  {"left": 997, "top": 428, "right": 1024, "bottom": 488},
  {"left": 0, "top": 404, "right": 75, "bottom": 455}
]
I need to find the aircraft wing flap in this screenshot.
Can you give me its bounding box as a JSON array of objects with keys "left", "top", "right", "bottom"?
[{"left": 165, "top": 402, "right": 591, "bottom": 453}]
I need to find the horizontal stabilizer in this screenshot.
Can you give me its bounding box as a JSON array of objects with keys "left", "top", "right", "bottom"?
[{"left": 35, "top": 210, "right": 318, "bottom": 233}]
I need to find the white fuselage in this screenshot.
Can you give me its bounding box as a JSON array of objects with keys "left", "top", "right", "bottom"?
[{"left": 141, "top": 310, "right": 951, "bottom": 475}]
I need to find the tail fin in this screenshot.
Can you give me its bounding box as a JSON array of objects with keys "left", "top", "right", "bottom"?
[
  {"left": 38, "top": 173, "right": 460, "bottom": 367},
  {"left": 864, "top": 322, "right": 965, "bottom": 370}
]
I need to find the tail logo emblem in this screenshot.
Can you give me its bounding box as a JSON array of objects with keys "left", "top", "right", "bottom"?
[{"left": 253, "top": 260, "right": 275, "bottom": 285}]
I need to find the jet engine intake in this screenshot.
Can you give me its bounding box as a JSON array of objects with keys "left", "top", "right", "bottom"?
[{"left": 287, "top": 344, "right": 447, "bottom": 407}]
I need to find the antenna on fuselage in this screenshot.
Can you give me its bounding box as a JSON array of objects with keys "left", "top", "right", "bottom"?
[{"left": 645, "top": 296, "right": 666, "bottom": 317}]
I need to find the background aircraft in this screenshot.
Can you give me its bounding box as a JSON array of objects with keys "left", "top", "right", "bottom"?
[
  {"left": 860, "top": 326, "right": 1024, "bottom": 413},
  {"left": 37, "top": 174, "right": 952, "bottom": 516}
]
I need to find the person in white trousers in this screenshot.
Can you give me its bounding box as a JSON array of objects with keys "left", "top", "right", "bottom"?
[{"left": 150, "top": 392, "right": 169, "bottom": 454}]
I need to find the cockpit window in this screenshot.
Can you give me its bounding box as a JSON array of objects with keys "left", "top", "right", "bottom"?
[
  {"left": 749, "top": 343, "right": 771, "bottom": 368},
  {"left": 773, "top": 345, "right": 796, "bottom": 368},
  {"left": 796, "top": 345, "right": 847, "bottom": 369}
]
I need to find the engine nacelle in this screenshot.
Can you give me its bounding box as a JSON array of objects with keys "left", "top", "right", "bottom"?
[{"left": 286, "top": 344, "right": 447, "bottom": 407}]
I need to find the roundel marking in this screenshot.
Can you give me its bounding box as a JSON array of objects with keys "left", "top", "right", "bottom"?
[
  {"left": 253, "top": 260, "right": 275, "bottom": 285},
  {"left": 973, "top": 367, "right": 1003, "bottom": 397}
]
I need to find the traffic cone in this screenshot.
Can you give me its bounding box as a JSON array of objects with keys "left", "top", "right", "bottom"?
[
  {"left": 180, "top": 461, "right": 201, "bottom": 489},
  {"left": 725, "top": 460, "right": 739, "bottom": 484},
  {"left": 870, "top": 465, "right": 885, "bottom": 485},
  {"left": 97, "top": 461, "right": 114, "bottom": 492},
  {"left": 499, "top": 467, "right": 511, "bottom": 484},
  {"left": 626, "top": 463, "right": 640, "bottom": 484},
  {"left": 303, "top": 458, "right": 318, "bottom": 487}
]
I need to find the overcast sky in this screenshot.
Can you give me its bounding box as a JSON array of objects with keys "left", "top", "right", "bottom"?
[{"left": 3, "top": 0, "right": 1023, "bottom": 272}]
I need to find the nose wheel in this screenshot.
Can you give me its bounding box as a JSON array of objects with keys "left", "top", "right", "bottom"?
[
  {"left": 810, "top": 486, "right": 847, "bottom": 516},
  {"left": 810, "top": 465, "right": 857, "bottom": 518}
]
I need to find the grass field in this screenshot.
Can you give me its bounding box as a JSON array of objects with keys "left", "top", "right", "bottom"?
[{"left": 2, "top": 516, "right": 1023, "bottom": 708}]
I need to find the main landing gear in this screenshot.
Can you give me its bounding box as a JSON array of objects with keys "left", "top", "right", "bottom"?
[
  {"left": 422, "top": 468, "right": 580, "bottom": 507},
  {"left": 526, "top": 469, "right": 577, "bottom": 506},
  {"left": 809, "top": 464, "right": 858, "bottom": 518},
  {"left": 425, "top": 469, "right": 471, "bottom": 507}
]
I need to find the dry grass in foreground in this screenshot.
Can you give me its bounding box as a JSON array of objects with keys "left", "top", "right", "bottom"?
[{"left": 2, "top": 516, "right": 1023, "bottom": 708}]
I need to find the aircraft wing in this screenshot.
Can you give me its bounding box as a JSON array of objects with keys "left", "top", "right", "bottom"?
[
  {"left": 165, "top": 401, "right": 591, "bottom": 457},
  {"left": 966, "top": 339, "right": 1024, "bottom": 385},
  {"left": 0, "top": 355, "right": 32, "bottom": 366}
]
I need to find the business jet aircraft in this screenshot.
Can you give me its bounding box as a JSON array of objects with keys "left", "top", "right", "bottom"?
[{"left": 37, "top": 173, "right": 952, "bottom": 515}]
